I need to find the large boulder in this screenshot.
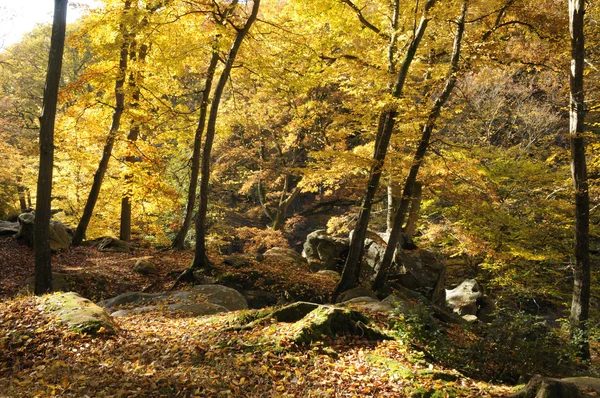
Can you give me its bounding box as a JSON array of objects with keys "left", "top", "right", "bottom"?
[
  {"left": 133, "top": 259, "right": 159, "bottom": 275},
  {"left": 45, "top": 292, "right": 115, "bottom": 334},
  {"left": 0, "top": 220, "right": 19, "bottom": 236},
  {"left": 101, "top": 284, "right": 248, "bottom": 316},
  {"left": 445, "top": 279, "right": 483, "bottom": 317},
  {"left": 509, "top": 375, "right": 586, "bottom": 398},
  {"left": 190, "top": 284, "right": 248, "bottom": 311},
  {"left": 264, "top": 247, "right": 306, "bottom": 265},
  {"left": 335, "top": 286, "right": 378, "bottom": 303},
  {"left": 16, "top": 212, "right": 72, "bottom": 251},
  {"left": 302, "top": 230, "right": 349, "bottom": 271}
]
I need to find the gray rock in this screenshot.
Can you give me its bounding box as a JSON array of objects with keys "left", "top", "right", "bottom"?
[
  {"left": 243, "top": 290, "right": 278, "bottom": 309},
  {"left": 336, "top": 287, "right": 378, "bottom": 303},
  {"left": 133, "top": 259, "right": 159, "bottom": 275},
  {"left": 101, "top": 291, "right": 166, "bottom": 309},
  {"left": 560, "top": 377, "right": 600, "bottom": 393},
  {"left": 445, "top": 279, "right": 483, "bottom": 316},
  {"left": 340, "top": 296, "right": 394, "bottom": 313},
  {"left": 16, "top": 212, "right": 35, "bottom": 246},
  {"left": 316, "top": 270, "right": 341, "bottom": 279},
  {"left": 190, "top": 284, "right": 248, "bottom": 311},
  {"left": 168, "top": 302, "right": 229, "bottom": 316},
  {"left": 395, "top": 250, "right": 446, "bottom": 305},
  {"left": 23, "top": 272, "right": 72, "bottom": 293},
  {"left": 302, "top": 230, "right": 349, "bottom": 271},
  {"left": 264, "top": 247, "right": 306, "bottom": 265},
  {"left": 0, "top": 220, "right": 19, "bottom": 236},
  {"left": 15, "top": 213, "right": 72, "bottom": 251}
]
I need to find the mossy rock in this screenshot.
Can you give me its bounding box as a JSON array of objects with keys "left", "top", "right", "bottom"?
[
  {"left": 292, "top": 305, "right": 389, "bottom": 344},
  {"left": 45, "top": 292, "right": 116, "bottom": 335}
]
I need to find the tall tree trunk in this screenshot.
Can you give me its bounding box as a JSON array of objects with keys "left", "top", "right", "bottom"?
[
  {"left": 191, "top": 0, "right": 261, "bottom": 270},
  {"left": 568, "top": 0, "right": 590, "bottom": 360},
  {"left": 34, "top": 0, "right": 68, "bottom": 295},
  {"left": 120, "top": 42, "right": 148, "bottom": 242},
  {"left": 333, "top": 0, "right": 437, "bottom": 300},
  {"left": 72, "top": 1, "right": 132, "bottom": 246},
  {"left": 404, "top": 181, "right": 422, "bottom": 238},
  {"left": 372, "top": 1, "right": 467, "bottom": 290},
  {"left": 272, "top": 178, "right": 300, "bottom": 231},
  {"left": 172, "top": 50, "right": 219, "bottom": 250}
]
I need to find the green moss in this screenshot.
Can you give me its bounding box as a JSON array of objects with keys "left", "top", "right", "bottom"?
[
  {"left": 44, "top": 292, "right": 115, "bottom": 335},
  {"left": 366, "top": 354, "right": 414, "bottom": 379}
]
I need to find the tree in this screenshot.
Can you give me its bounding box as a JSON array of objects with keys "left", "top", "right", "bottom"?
[
  {"left": 34, "top": 0, "right": 68, "bottom": 294},
  {"left": 373, "top": 1, "right": 468, "bottom": 290},
  {"left": 191, "top": 0, "right": 261, "bottom": 270},
  {"left": 568, "top": 0, "right": 590, "bottom": 360},
  {"left": 72, "top": 0, "right": 133, "bottom": 246},
  {"left": 333, "top": 0, "right": 438, "bottom": 300}
]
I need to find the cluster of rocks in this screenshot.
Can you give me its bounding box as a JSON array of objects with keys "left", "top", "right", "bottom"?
[{"left": 1, "top": 212, "right": 73, "bottom": 251}]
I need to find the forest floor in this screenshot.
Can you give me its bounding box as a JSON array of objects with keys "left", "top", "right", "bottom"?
[{"left": 0, "top": 236, "right": 595, "bottom": 397}]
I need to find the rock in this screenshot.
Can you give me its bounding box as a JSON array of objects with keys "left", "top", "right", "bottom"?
[
  {"left": 23, "top": 272, "right": 75, "bottom": 293},
  {"left": 445, "top": 279, "right": 483, "bottom": 316},
  {"left": 83, "top": 236, "right": 132, "bottom": 253},
  {"left": 462, "top": 314, "right": 478, "bottom": 323},
  {"left": 16, "top": 213, "right": 72, "bottom": 251},
  {"left": 336, "top": 287, "right": 378, "bottom": 303},
  {"left": 101, "top": 291, "right": 166, "bottom": 309},
  {"left": 0, "top": 220, "right": 19, "bottom": 236},
  {"left": 560, "top": 377, "right": 600, "bottom": 394},
  {"left": 16, "top": 212, "right": 35, "bottom": 246},
  {"left": 395, "top": 250, "right": 446, "bottom": 305},
  {"left": 340, "top": 296, "right": 394, "bottom": 313},
  {"left": 264, "top": 247, "right": 306, "bottom": 265},
  {"left": 316, "top": 270, "right": 340, "bottom": 279},
  {"left": 510, "top": 375, "right": 586, "bottom": 398},
  {"left": 190, "top": 284, "right": 248, "bottom": 311},
  {"left": 223, "top": 254, "right": 253, "bottom": 268},
  {"left": 478, "top": 296, "right": 496, "bottom": 322},
  {"left": 167, "top": 302, "right": 229, "bottom": 316},
  {"left": 302, "top": 230, "right": 349, "bottom": 271},
  {"left": 292, "top": 306, "right": 389, "bottom": 344},
  {"left": 133, "top": 259, "right": 159, "bottom": 275},
  {"left": 45, "top": 292, "right": 115, "bottom": 334},
  {"left": 243, "top": 290, "right": 278, "bottom": 309},
  {"left": 48, "top": 220, "right": 72, "bottom": 251}
]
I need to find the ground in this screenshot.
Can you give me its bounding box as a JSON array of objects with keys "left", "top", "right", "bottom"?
[{"left": 0, "top": 236, "right": 593, "bottom": 397}]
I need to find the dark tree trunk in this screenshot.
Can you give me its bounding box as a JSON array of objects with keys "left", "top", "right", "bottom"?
[
  {"left": 72, "top": 1, "right": 132, "bottom": 246},
  {"left": 568, "top": 0, "right": 590, "bottom": 360},
  {"left": 333, "top": 0, "right": 438, "bottom": 300},
  {"left": 34, "top": 0, "right": 68, "bottom": 295},
  {"left": 191, "top": 0, "right": 261, "bottom": 270},
  {"left": 372, "top": 2, "right": 467, "bottom": 290},
  {"left": 120, "top": 42, "right": 148, "bottom": 242},
  {"left": 172, "top": 50, "right": 219, "bottom": 250}
]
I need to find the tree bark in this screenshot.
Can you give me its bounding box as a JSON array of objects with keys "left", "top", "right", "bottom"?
[
  {"left": 72, "top": 1, "right": 132, "bottom": 246},
  {"left": 568, "top": 0, "right": 590, "bottom": 360},
  {"left": 191, "top": 0, "right": 261, "bottom": 270},
  {"left": 34, "top": 0, "right": 68, "bottom": 295},
  {"left": 172, "top": 50, "right": 219, "bottom": 250},
  {"left": 120, "top": 41, "right": 148, "bottom": 242},
  {"left": 404, "top": 181, "right": 422, "bottom": 238},
  {"left": 333, "top": 0, "right": 438, "bottom": 300},
  {"left": 372, "top": 1, "right": 467, "bottom": 291}
]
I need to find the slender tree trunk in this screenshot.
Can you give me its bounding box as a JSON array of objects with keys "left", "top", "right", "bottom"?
[
  {"left": 272, "top": 181, "right": 300, "bottom": 230},
  {"left": 16, "top": 171, "right": 28, "bottom": 212},
  {"left": 34, "top": 0, "right": 68, "bottom": 295},
  {"left": 333, "top": 0, "right": 437, "bottom": 300},
  {"left": 191, "top": 0, "right": 261, "bottom": 270},
  {"left": 172, "top": 50, "right": 219, "bottom": 250},
  {"left": 120, "top": 42, "right": 148, "bottom": 242},
  {"left": 568, "top": 0, "right": 590, "bottom": 360},
  {"left": 372, "top": 2, "right": 467, "bottom": 290},
  {"left": 72, "top": 1, "right": 131, "bottom": 246},
  {"left": 404, "top": 181, "right": 422, "bottom": 238}
]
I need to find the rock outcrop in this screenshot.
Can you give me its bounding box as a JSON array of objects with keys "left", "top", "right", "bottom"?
[
  {"left": 45, "top": 292, "right": 115, "bottom": 334},
  {"left": 302, "top": 230, "right": 349, "bottom": 271}
]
